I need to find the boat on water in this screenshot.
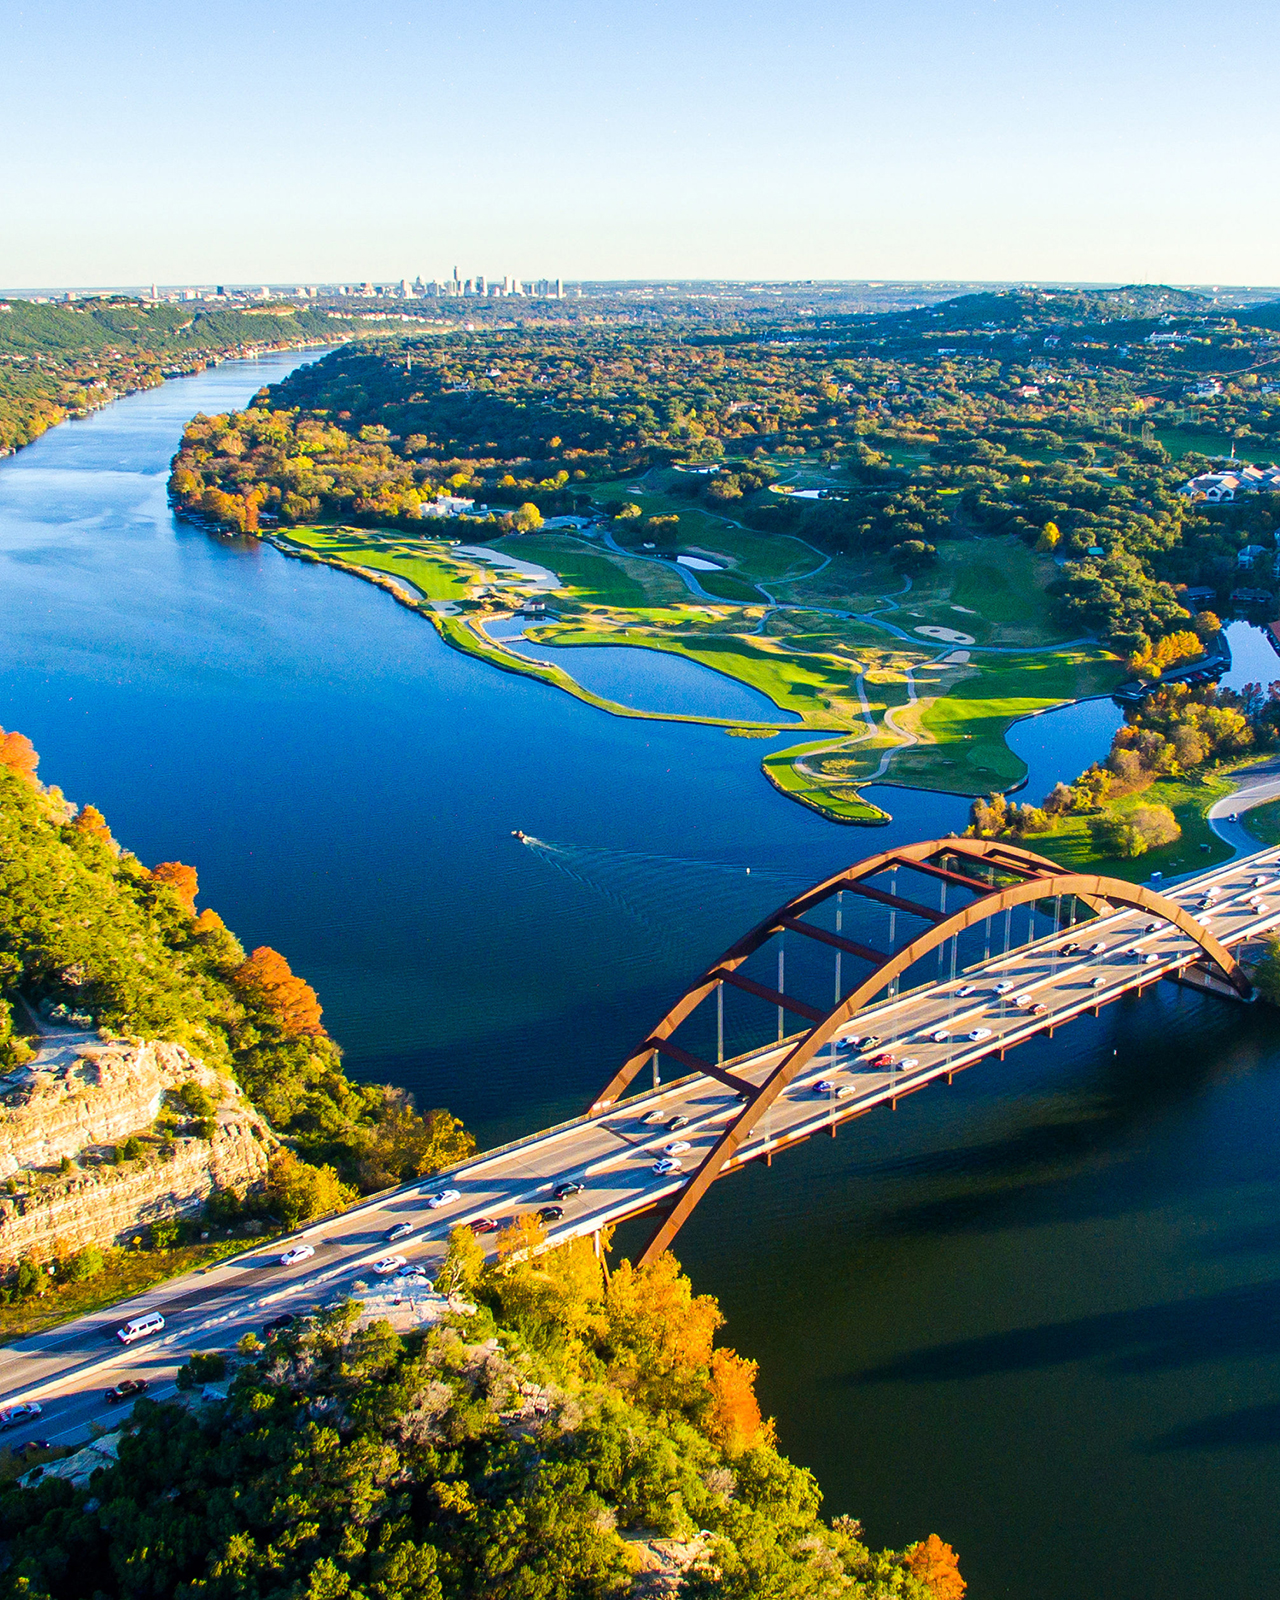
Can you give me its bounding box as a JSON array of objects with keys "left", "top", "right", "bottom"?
[{"left": 511, "top": 829, "right": 527, "bottom": 841}]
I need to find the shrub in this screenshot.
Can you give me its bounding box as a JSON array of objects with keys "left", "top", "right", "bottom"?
[
  {"left": 176, "top": 1350, "right": 227, "bottom": 1390},
  {"left": 65, "top": 1246, "right": 104, "bottom": 1282}
]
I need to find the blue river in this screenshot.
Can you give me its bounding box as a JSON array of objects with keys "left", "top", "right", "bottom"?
[{"left": 3, "top": 352, "right": 1280, "bottom": 1600}]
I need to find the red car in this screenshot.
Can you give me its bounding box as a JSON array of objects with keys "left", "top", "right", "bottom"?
[
  {"left": 468, "top": 1217, "right": 499, "bottom": 1235},
  {"left": 868, "top": 1051, "right": 896, "bottom": 1070}
]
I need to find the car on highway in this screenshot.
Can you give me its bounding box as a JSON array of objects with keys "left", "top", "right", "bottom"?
[
  {"left": 1204, "top": 887, "right": 1223, "bottom": 899},
  {"left": 956, "top": 984, "right": 977, "bottom": 997},
  {"left": 930, "top": 1028, "right": 951, "bottom": 1042},
  {"left": 116, "top": 1311, "right": 165, "bottom": 1344},
  {"left": 1089, "top": 941, "right": 1108, "bottom": 954},
  {"left": 993, "top": 980, "right": 1015, "bottom": 995},
  {"left": 397, "top": 1264, "right": 430, "bottom": 1281},
  {"left": 386, "top": 1222, "right": 414, "bottom": 1243},
  {"left": 1091, "top": 975, "right": 1107, "bottom": 988},
  {"left": 1059, "top": 942, "right": 1079, "bottom": 956},
  {"left": 423, "top": 1187, "right": 461, "bottom": 1209},
  {"left": 536, "top": 1204, "right": 564, "bottom": 1222},
  {"left": 855, "top": 1034, "right": 882, "bottom": 1050},
  {"left": 664, "top": 1139, "right": 692, "bottom": 1155},
  {"left": 1195, "top": 912, "right": 1214, "bottom": 925},
  {"left": 812, "top": 1080, "right": 835, "bottom": 1095},
  {"left": 968, "top": 1027, "right": 993, "bottom": 1042},
  {"left": 1144, "top": 953, "right": 1160, "bottom": 964},
  {"left": 372, "top": 1255, "right": 408, "bottom": 1276},
  {"left": 1228, "top": 812, "right": 1239, "bottom": 823},
  {"left": 1032, "top": 1002, "right": 1049, "bottom": 1016},
  {"left": 0, "top": 1402, "right": 42, "bottom": 1430},
  {"left": 653, "top": 1157, "right": 683, "bottom": 1175},
  {"left": 279, "top": 1244, "right": 315, "bottom": 1267},
  {"left": 868, "top": 1051, "right": 896, "bottom": 1069},
  {"left": 836, "top": 1084, "right": 856, "bottom": 1098},
  {"left": 104, "top": 1379, "right": 149, "bottom": 1404},
  {"left": 641, "top": 1110, "right": 666, "bottom": 1125},
  {"left": 899, "top": 1057, "right": 920, "bottom": 1071},
  {"left": 262, "top": 1313, "right": 297, "bottom": 1336},
  {"left": 1014, "top": 994, "right": 1035, "bottom": 1009},
  {"left": 553, "top": 1181, "right": 584, "bottom": 1200},
  {"left": 468, "top": 1217, "right": 499, "bottom": 1234},
  {"left": 1144, "top": 922, "right": 1159, "bottom": 932},
  {"left": 666, "top": 1115, "right": 689, "bottom": 1130}
]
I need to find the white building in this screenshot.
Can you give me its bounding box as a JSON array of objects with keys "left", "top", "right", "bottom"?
[
  {"left": 1181, "top": 465, "right": 1280, "bottom": 502},
  {"left": 421, "top": 495, "right": 476, "bottom": 519}
]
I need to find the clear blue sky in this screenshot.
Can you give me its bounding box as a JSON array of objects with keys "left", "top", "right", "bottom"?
[{"left": 4, "top": 0, "right": 1276, "bottom": 288}]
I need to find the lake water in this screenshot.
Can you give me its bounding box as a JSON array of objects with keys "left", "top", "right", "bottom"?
[{"left": 4, "top": 356, "right": 1280, "bottom": 1600}]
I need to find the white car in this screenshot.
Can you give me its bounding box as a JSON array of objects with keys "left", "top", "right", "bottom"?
[
  {"left": 1204, "top": 887, "right": 1222, "bottom": 900},
  {"left": 993, "top": 980, "right": 1015, "bottom": 995},
  {"left": 396, "top": 1264, "right": 430, "bottom": 1282},
  {"left": 1195, "top": 912, "right": 1214, "bottom": 925},
  {"left": 641, "top": 1110, "right": 666, "bottom": 1125},
  {"left": 1091, "top": 975, "right": 1107, "bottom": 988},
  {"left": 930, "top": 1028, "right": 951, "bottom": 1043},
  {"left": 653, "top": 1157, "right": 683, "bottom": 1175},
  {"left": 1144, "top": 953, "right": 1160, "bottom": 964},
  {"left": 280, "top": 1244, "right": 315, "bottom": 1267},
  {"left": 386, "top": 1221, "right": 414, "bottom": 1243},
  {"left": 423, "top": 1187, "right": 461, "bottom": 1210},
  {"left": 1089, "top": 941, "right": 1108, "bottom": 954},
  {"left": 373, "top": 1255, "right": 408, "bottom": 1276},
  {"left": 968, "top": 1027, "right": 992, "bottom": 1042},
  {"left": 0, "top": 1402, "right": 41, "bottom": 1430},
  {"left": 664, "top": 1139, "right": 692, "bottom": 1155},
  {"left": 1014, "top": 994, "right": 1035, "bottom": 1008},
  {"left": 956, "top": 984, "right": 977, "bottom": 997},
  {"left": 899, "top": 1057, "right": 920, "bottom": 1070},
  {"left": 836, "top": 1084, "right": 856, "bottom": 1098}
]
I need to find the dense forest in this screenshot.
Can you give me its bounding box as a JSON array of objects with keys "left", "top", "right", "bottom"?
[
  {"left": 166, "top": 285, "right": 1280, "bottom": 656},
  {"left": 0, "top": 298, "right": 358, "bottom": 455},
  {"left": 0, "top": 1241, "right": 966, "bottom": 1600},
  {"left": 0, "top": 728, "right": 472, "bottom": 1216}
]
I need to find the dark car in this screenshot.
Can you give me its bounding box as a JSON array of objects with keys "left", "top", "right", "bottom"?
[
  {"left": 104, "top": 1379, "right": 149, "bottom": 1404},
  {"left": 552, "top": 1181, "right": 583, "bottom": 1200},
  {"left": 262, "top": 1313, "right": 297, "bottom": 1337},
  {"left": 536, "top": 1205, "right": 564, "bottom": 1223},
  {"left": 468, "top": 1216, "right": 499, "bottom": 1235}
]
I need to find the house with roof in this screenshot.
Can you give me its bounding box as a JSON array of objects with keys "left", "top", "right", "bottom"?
[{"left": 1181, "top": 465, "right": 1280, "bottom": 502}]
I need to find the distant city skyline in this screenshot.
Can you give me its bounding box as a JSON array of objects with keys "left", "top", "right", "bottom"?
[{"left": 4, "top": 0, "right": 1278, "bottom": 286}]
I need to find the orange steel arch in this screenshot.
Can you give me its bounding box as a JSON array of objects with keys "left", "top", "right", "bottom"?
[
  {"left": 590, "top": 836, "right": 1101, "bottom": 1115},
  {"left": 603, "top": 846, "right": 1251, "bottom": 1267}
]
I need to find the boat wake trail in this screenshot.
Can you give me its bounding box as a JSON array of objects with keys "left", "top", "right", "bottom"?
[{"left": 514, "top": 836, "right": 811, "bottom": 962}]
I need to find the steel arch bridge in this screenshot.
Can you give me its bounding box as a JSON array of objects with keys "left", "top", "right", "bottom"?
[{"left": 588, "top": 837, "right": 1252, "bottom": 1266}]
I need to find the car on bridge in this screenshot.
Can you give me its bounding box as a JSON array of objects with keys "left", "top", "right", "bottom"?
[
  {"left": 1089, "top": 941, "right": 1108, "bottom": 954},
  {"left": 536, "top": 1205, "right": 565, "bottom": 1223},
  {"left": 0, "top": 1402, "right": 41, "bottom": 1430},
  {"left": 373, "top": 1255, "right": 407, "bottom": 1276},
  {"left": 664, "top": 1140, "right": 692, "bottom": 1155},
  {"left": 1091, "top": 975, "right": 1108, "bottom": 988},
  {"left": 468, "top": 1217, "right": 499, "bottom": 1234},
  {"left": 855, "top": 1034, "right": 883, "bottom": 1050},
  {"left": 641, "top": 1110, "right": 666, "bottom": 1125},
  {"left": 386, "top": 1222, "right": 414, "bottom": 1243},
  {"left": 653, "top": 1157, "right": 683, "bottom": 1175},
  {"left": 553, "top": 1181, "right": 584, "bottom": 1199},
  {"left": 812, "top": 1080, "right": 835, "bottom": 1095},
  {"left": 424, "top": 1188, "right": 461, "bottom": 1209},
  {"left": 868, "top": 1051, "right": 896, "bottom": 1069},
  {"left": 957, "top": 984, "right": 978, "bottom": 997},
  {"left": 900, "top": 1057, "right": 920, "bottom": 1070},
  {"left": 968, "top": 1027, "right": 992, "bottom": 1042},
  {"left": 280, "top": 1244, "right": 315, "bottom": 1267},
  {"left": 930, "top": 1028, "right": 951, "bottom": 1042},
  {"left": 993, "top": 980, "right": 1015, "bottom": 995},
  {"left": 666, "top": 1115, "right": 689, "bottom": 1131},
  {"left": 105, "top": 1380, "right": 149, "bottom": 1404},
  {"left": 1059, "top": 942, "right": 1079, "bottom": 955}
]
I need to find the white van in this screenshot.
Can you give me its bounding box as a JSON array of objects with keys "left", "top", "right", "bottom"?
[{"left": 116, "top": 1311, "right": 164, "bottom": 1344}]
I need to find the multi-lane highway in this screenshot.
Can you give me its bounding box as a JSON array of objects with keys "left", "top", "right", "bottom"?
[{"left": 4, "top": 843, "right": 1280, "bottom": 1456}]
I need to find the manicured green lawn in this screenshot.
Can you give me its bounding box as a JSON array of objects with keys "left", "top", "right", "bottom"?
[
  {"left": 762, "top": 743, "right": 890, "bottom": 824},
  {"left": 1244, "top": 797, "right": 1280, "bottom": 845},
  {"left": 492, "top": 533, "right": 655, "bottom": 606},
  {"left": 282, "top": 526, "right": 475, "bottom": 600}
]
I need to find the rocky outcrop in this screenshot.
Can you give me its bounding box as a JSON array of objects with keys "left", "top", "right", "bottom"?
[{"left": 0, "top": 1034, "right": 276, "bottom": 1264}]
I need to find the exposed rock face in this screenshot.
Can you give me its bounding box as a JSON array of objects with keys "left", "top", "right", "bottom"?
[{"left": 0, "top": 1034, "right": 275, "bottom": 1263}]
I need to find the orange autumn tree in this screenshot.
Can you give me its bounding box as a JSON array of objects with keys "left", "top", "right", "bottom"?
[
  {"left": 705, "top": 1346, "right": 774, "bottom": 1456},
  {"left": 604, "top": 1251, "right": 724, "bottom": 1413},
  {"left": 904, "top": 1534, "right": 966, "bottom": 1600},
  {"left": 149, "top": 861, "right": 198, "bottom": 914},
  {"left": 233, "top": 946, "right": 324, "bottom": 1036},
  {"left": 0, "top": 727, "right": 38, "bottom": 783},
  {"left": 71, "top": 805, "right": 112, "bottom": 846}
]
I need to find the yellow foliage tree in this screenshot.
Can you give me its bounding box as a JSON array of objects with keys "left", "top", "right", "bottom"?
[
  {"left": 904, "top": 1534, "right": 966, "bottom": 1599},
  {"left": 705, "top": 1347, "right": 774, "bottom": 1456},
  {"left": 604, "top": 1252, "right": 723, "bottom": 1412}
]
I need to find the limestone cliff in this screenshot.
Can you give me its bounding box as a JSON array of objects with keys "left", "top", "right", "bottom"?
[{"left": 0, "top": 1031, "right": 275, "bottom": 1263}]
